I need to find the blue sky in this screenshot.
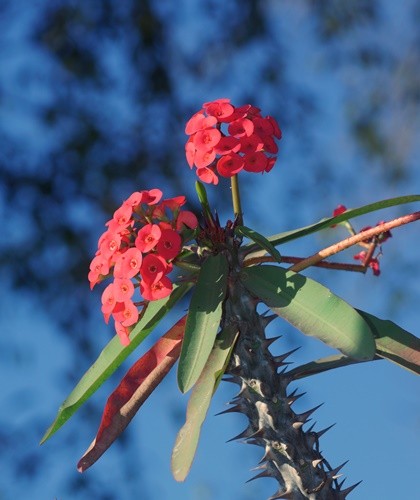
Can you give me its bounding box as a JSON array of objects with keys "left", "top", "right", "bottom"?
[{"left": 1, "top": 1, "right": 419, "bottom": 499}]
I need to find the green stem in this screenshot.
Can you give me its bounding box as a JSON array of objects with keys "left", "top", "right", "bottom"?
[{"left": 230, "top": 175, "right": 243, "bottom": 225}]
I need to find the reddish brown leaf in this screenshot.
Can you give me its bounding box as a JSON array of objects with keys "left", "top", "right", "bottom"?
[{"left": 77, "top": 315, "right": 186, "bottom": 472}]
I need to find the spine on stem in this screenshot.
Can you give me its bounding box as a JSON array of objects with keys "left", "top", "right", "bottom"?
[{"left": 222, "top": 272, "right": 359, "bottom": 499}]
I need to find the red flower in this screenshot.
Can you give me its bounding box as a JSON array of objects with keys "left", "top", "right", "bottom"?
[
  {"left": 203, "top": 98, "right": 235, "bottom": 121},
  {"left": 214, "top": 136, "right": 241, "bottom": 155},
  {"left": 176, "top": 210, "right": 198, "bottom": 231},
  {"left": 140, "top": 276, "right": 173, "bottom": 301},
  {"left": 156, "top": 229, "right": 182, "bottom": 260},
  {"left": 228, "top": 118, "right": 254, "bottom": 138},
  {"left": 353, "top": 251, "right": 381, "bottom": 276},
  {"left": 217, "top": 154, "right": 245, "bottom": 177},
  {"left": 141, "top": 254, "right": 167, "bottom": 284},
  {"left": 185, "top": 98, "right": 281, "bottom": 183},
  {"left": 331, "top": 204, "right": 347, "bottom": 228},
  {"left": 243, "top": 151, "right": 268, "bottom": 173}
]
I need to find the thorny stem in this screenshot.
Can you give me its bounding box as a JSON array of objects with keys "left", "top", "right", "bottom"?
[
  {"left": 289, "top": 211, "right": 420, "bottom": 273},
  {"left": 231, "top": 174, "right": 243, "bottom": 225}
]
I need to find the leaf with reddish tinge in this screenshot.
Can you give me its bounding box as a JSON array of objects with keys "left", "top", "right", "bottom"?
[
  {"left": 356, "top": 309, "right": 420, "bottom": 375},
  {"left": 77, "top": 315, "right": 187, "bottom": 472},
  {"left": 41, "top": 283, "right": 191, "bottom": 444}
]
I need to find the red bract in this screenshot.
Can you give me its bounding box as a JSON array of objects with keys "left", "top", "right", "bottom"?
[
  {"left": 176, "top": 211, "right": 198, "bottom": 231},
  {"left": 156, "top": 229, "right": 182, "bottom": 260},
  {"left": 331, "top": 204, "right": 348, "bottom": 228},
  {"left": 140, "top": 276, "right": 173, "bottom": 301},
  {"left": 89, "top": 188, "right": 198, "bottom": 345},
  {"left": 141, "top": 254, "right": 167, "bottom": 284},
  {"left": 185, "top": 98, "right": 281, "bottom": 184},
  {"left": 353, "top": 251, "right": 381, "bottom": 276}
]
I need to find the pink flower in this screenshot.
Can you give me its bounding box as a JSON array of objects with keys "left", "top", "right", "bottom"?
[
  {"left": 193, "top": 128, "right": 221, "bottom": 151},
  {"left": 141, "top": 189, "right": 163, "bottom": 205},
  {"left": 98, "top": 231, "right": 121, "bottom": 260},
  {"left": 113, "top": 299, "right": 139, "bottom": 327},
  {"left": 194, "top": 148, "right": 216, "bottom": 169},
  {"left": 88, "top": 255, "right": 110, "bottom": 289},
  {"left": 185, "top": 112, "right": 217, "bottom": 135},
  {"left": 114, "top": 248, "right": 143, "bottom": 279},
  {"left": 135, "top": 224, "right": 161, "bottom": 253},
  {"left": 101, "top": 283, "right": 117, "bottom": 323},
  {"left": 114, "top": 322, "right": 131, "bottom": 346},
  {"left": 113, "top": 278, "right": 135, "bottom": 302},
  {"left": 196, "top": 167, "right": 219, "bottom": 185}
]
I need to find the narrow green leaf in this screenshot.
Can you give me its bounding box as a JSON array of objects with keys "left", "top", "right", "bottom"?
[
  {"left": 287, "top": 354, "right": 379, "bottom": 380},
  {"left": 41, "top": 283, "right": 192, "bottom": 444},
  {"left": 356, "top": 309, "right": 420, "bottom": 375},
  {"left": 236, "top": 225, "right": 282, "bottom": 263},
  {"left": 195, "top": 180, "right": 212, "bottom": 221},
  {"left": 171, "top": 326, "right": 238, "bottom": 481},
  {"left": 177, "top": 254, "right": 228, "bottom": 393},
  {"left": 243, "top": 195, "right": 420, "bottom": 254},
  {"left": 241, "top": 265, "right": 376, "bottom": 360}
]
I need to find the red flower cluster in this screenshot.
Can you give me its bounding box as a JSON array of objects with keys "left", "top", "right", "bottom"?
[
  {"left": 89, "top": 189, "right": 198, "bottom": 346},
  {"left": 185, "top": 98, "right": 282, "bottom": 185}
]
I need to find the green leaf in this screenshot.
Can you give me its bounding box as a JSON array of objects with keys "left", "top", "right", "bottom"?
[
  {"left": 195, "top": 180, "right": 212, "bottom": 221},
  {"left": 241, "top": 265, "right": 376, "bottom": 360},
  {"left": 40, "top": 283, "right": 192, "bottom": 444},
  {"left": 235, "top": 225, "right": 281, "bottom": 263},
  {"left": 171, "top": 326, "right": 238, "bottom": 481},
  {"left": 356, "top": 309, "right": 420, "bottom": 375},
  {"left": 243, "top": 194, "right": 420, "bottom": 253},
  {"left": 177, "top": 253, "right": 228, "bottom": 393},
  {"left": 287, "top": 354, "right": 378, "bottom": 380}
]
